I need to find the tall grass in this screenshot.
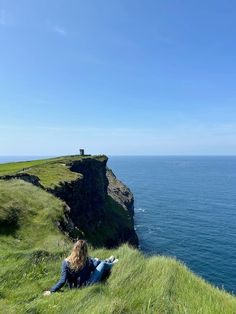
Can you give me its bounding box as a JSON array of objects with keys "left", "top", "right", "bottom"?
[{"left": 0, "top": 179, "right": 235, "bottom": 313}]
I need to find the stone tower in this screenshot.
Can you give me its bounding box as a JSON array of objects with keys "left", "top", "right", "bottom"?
[{"left": 80, "top": 149, "right": 85, "bottom": 156}]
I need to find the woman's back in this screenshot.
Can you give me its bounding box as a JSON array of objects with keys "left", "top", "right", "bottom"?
[{"left": 66, "top": 257, "right": 98, "bottom": 288}]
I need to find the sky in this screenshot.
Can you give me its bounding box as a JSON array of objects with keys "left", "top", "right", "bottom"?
[{"left": 0, "top": 0, "right": 236, "bottom": 156}]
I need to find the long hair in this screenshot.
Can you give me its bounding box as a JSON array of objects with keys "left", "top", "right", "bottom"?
[{"left": 66, "top": 240, "right": 88, "bottom": 271}]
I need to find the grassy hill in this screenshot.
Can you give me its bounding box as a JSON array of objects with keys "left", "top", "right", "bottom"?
[{"left": 0, "top": 159, "right": 236, "bottom": 313}]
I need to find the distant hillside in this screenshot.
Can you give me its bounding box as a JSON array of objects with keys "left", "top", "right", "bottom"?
[{"left": 0, "top": 156, "right": 235, "bottom": 313}]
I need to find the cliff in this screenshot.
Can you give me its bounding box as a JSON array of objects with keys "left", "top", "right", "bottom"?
[
  {"left": 107, "top": 168, "right": 134, "bottom": 220},
  {"left": 0, "top": 155, "right": 138, "bottom": 248}
]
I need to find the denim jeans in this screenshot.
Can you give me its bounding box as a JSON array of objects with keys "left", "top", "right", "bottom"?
[{"left": 87, "top": 261, "right": 113, "bottom": 285}]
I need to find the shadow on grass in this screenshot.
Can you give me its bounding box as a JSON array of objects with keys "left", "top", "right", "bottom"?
[{"left": 0, "top": 206, "right": 20, "bottom": 236}]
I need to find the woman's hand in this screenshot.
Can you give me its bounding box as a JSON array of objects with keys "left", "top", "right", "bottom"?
[{"left": 43, "top": 290, "right": 51, "bottom": 296}]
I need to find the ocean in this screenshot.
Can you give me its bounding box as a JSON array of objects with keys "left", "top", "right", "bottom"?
[
  {"left": 1, "top": 156, "right": 235, "bottom": 294},
  {"left": 108, "top": 156, "right": 236, "bottom": 294}
]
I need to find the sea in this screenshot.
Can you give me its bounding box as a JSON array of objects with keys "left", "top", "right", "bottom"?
[
  {"left": 108, "top": 156, "right": 236, "bottom": 295},
  {"left": 0, "top": 155, "right": 235, "bottom": 294}
]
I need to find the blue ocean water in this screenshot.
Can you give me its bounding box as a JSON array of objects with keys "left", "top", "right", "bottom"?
[
  {"left": 1, "top": 156, "right": 235, "bottom": 294},
  {"left": 108, "top": 156, "right": 236, "bottom": 294}
]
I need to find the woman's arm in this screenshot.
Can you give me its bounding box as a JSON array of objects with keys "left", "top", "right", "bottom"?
[
  {"left": 50, "top": 260, "right": 68, "bottom": 293},
  {"left": 89, "top": 257, "right": 101, "bottom": 271}
]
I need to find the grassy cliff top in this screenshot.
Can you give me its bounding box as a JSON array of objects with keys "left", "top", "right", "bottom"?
[
  {"left": 0, "top": 179, "right": 235, "bottom": 313},
  {"left": 0, "top": 155, "right": 107, "bottom": 188}
]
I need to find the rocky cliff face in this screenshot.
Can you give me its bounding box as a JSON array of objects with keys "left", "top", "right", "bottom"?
[
  {"left": 50, "top": 158, "right": 108, "bottom": 232},
  {"left": 107, "top": 168, "right": 134, "bottom": 221},
  {"left": 51, "top": 157, "right": 139, "bottom": 248}
]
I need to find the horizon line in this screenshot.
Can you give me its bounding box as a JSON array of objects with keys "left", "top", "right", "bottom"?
[{"left": 0, "top": 154, "right": 236, "bottom": 157}]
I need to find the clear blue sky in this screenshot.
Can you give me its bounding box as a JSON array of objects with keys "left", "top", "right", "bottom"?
[{"left": 0, "top": 0, "right": 236, "bottom": 155}]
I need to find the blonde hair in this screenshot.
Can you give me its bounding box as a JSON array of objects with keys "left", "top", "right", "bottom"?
[{"left": 66, "top": 240, "right": 88, "bottom": 271}]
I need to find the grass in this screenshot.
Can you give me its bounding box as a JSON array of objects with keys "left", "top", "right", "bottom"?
[
  {"left": 0, "top": 179, "right": 69, "bottom": 251},
  {"left": 27, "top": 163, "right": 82, "bottom": 189},
  {"left": 0, "top": 172, "right": 236, "bottom": 313},
  {"left": 0, "top": 158, "right": 52, "bottom": 176},
  {"left": 0, "top": 154, "right": 107, "bottom": 188}
]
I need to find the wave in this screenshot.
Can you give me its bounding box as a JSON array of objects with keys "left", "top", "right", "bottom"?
[{"left": 135, "top": 207, "right": 146, "bottom": 213}]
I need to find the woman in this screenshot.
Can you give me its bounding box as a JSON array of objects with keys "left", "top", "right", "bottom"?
[{"left": 43, "top": 240, "right": 118, "bottom": 296}]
